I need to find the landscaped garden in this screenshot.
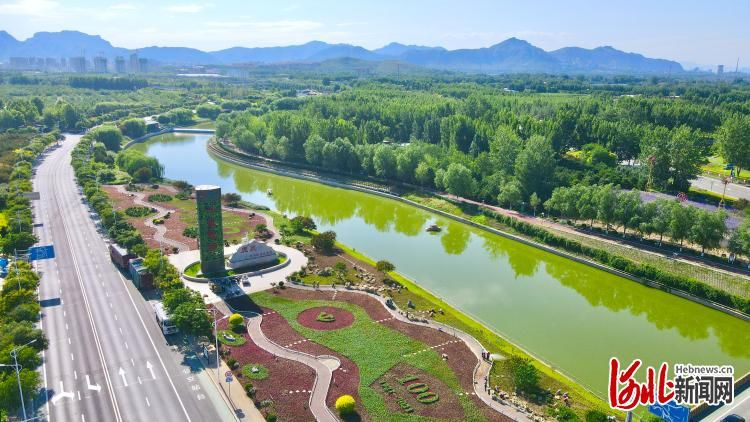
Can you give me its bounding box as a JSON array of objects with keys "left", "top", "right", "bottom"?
[{"left": 223, "top": 289, "right": 514, "bottom": 422}]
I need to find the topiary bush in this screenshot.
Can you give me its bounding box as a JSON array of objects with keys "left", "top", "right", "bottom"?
[
  {"left": 335, "top": 395, "right": 356, "bottom": 415},
  {"left": 124, "top": 206, "right": 154, "bottom": 217},
  {"left": 183, "top": 226, "right": 198, "bottom": 238}
]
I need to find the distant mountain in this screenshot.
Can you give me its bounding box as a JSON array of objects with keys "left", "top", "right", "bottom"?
[
  {"left": 0, "top": 30, "right": 685, "bottom": 74},
  {"left": 550, "top": 46, "right": 680, "bottom": 74},
  {"left": 373, "top": 42, "right": 445, "bottom": 57}
]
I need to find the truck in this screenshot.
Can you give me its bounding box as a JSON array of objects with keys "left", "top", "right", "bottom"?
[
  {"left": 153, "top": 302, "right": 178, "bottom": 335},
  {"left": 109, "top": 244, "right": 135, "bottom": 270}
]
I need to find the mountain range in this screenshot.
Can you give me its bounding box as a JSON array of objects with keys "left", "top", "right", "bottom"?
[{"left": 0, "top": 30, "right": 684, "bottom": 74}]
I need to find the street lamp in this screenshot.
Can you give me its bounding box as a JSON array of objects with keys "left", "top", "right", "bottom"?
[
  {"left": 1, "top": 339, "right": 38, "bottom": 421},
  {"left": 196, "top": 308, "right": 229, "bottom": 382}
]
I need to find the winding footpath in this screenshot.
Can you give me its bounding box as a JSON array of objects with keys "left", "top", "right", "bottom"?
[
  {"left": 227, "top": 284, "right": 530, "bottom": 422},
  {"left": 113, "top": 185, "right": 190, "bottom": 252}
]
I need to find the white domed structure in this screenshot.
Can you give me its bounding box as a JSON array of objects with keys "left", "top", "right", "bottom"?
[{"left": 227, "top": 239, "right": 278, "bottom": 270}]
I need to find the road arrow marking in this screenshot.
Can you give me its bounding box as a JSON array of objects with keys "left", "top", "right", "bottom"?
[
  {"left": 146, "top": 361, "right": 155, "bottom": 380},
  {"left": 86, "top": 375, "right": 101, "bottom": 392},
  {"left": 51, "top": 381, "right": 74, "bottom": 405},
  {"left": 118, "top": 368, "right": 128, "bottom": 387}
]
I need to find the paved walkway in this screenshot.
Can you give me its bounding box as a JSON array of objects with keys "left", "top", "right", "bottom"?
[
  {"left": 245, "top": 313, "right": 339, "bottom": 422},
  {"left": 693, "top": 175, "right": 750, "bottom": 201},
  {"left": 114, "top": 184, "right": 190, "bottom": 252}
]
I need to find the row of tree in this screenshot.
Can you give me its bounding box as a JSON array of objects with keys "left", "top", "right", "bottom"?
[{"left": 544, "top": 184, "right": 737, "bottom": 255}]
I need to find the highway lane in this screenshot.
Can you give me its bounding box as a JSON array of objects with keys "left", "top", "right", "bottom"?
[
  {"left": 35, "top": 135, "right": 234, "bottom": 421},
  {"left": 692, "top": 175, "right": 750, "bottom": 201}
]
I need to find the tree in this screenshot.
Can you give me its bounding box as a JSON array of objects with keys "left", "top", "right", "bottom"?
[
  {"left": 333, "top": 261, "right": 347, "bottom": 281},
  {"left": 170, "top": 302, "right": 211, "bottom": 336},
  {"left": 729, "top": 221, "right": 750, "bottom": 260},
  {"left": 375, "top": 260, "right": 395, "bottom": 274},
  {"left": 304, "top": 135, "right": 326, "bottom": 166},
  {"left": 670, "top": 204, "right": 695, "bottom": 248},
  {"left": 373, "top": 145, "right": 397, "bottom": 179},
  {"left": 596, "top": 185, "right": 618, "bottom": 233},
  {"left": 118, "top": 118, "right": 146, "bottom": 139},
  {"left": 497, "top": 181, "right": 523, "bottom": 210},
  {"left": 514, "top": 135, "right": 556, "bottom": 198},
  {"left": 716, "top": 115, "right": 750, "bottom": 178},
  {"left": 614, "top": 190, "right": 641, "bottom": 237},
  {"left": 311, "top": 231, "right": 336, "bottom": 253},
  {"left": 91, "top": 125, "right": 124, "bottom": 152},
  {"left": 669, "top": 126, "right": 707, "bottom": 191},
  {"left": 290, "top": 216, "right": 316, "bottom": 233},
  {"left": 414, "top": 161, "right": 435, "bottom": 187},
  {"left": 222, "top": 192, "right": 242, "bottom": 207},
  {"left": 509, "top": 356, "right": 539, "bottom": 393},
  {"left": 196, "top": 103, "right": 221, "bottom": 119},
  {"left": 443, "top": 163, "right": 475, "bottom": 197},
  {"left": 690, "top": 209, "right": 727, "bottom": 255},
  {"left": 529, "top": 192, "right": 541, "bottom": 216}
]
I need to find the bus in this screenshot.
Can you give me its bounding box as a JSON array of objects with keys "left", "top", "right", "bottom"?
[{"left": 153, "top": 302, "right": 178, "bottom": 335}]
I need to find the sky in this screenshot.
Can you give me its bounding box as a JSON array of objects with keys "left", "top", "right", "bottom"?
[{"left": 1, "top": 0, "right": 749, "bottom": 68}]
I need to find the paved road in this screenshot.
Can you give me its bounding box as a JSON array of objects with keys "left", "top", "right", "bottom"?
[
  {"left": 693, "top": 175, "right": 750, "bottom": 201},
  {"left": 34, "top": 134, "right": 234, "bottom": 421},
  {"left": 701, "top": 387, "right": 750, "bottom": 420}
]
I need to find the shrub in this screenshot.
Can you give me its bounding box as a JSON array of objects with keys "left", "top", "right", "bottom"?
[
  {"left": 585, "top": 410, "right": 609, "bottom": 422},
  {"left": 183, "top": 226, "right": 198, "bottom": 238},
  {"left": 152, "top": 218, "right": 164, "bottom": 225},
  {"left": 176, "top": 192, "right": 190, "bottom": 200},
  {"left": 124, "top": 206, "right": 153, "bottom": 217},
  {"left": 228, "top": 313, "right": 244, "bottom": 325},
  {"left": 226, "top": 358, "right": 237, "bottom": 368},
  {"left": 335, "top": 395, "right": 356, "bottom": 415},
  {"left": 265, "top": 414, "right": 277, "bottom": 422},
  {"left": 148, "top": 193, "right": 173, "bottom": 202},
  {"left": 242, "top": 364, "right": 269, "bottom": 380}
]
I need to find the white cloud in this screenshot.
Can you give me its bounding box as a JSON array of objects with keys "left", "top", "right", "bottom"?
[
  {"left": 109, "top": 3, "right": 136, "bottom": 11},
  {"left": 0, "top": 0, "right": 60, "bottom": 17},
  {"left": 164, "top": 3, "right": 206, "bottom": 13}
]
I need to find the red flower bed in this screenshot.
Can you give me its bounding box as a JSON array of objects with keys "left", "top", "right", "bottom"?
[{"left": 297, "top": 306, "right": 354, "bottom": 330}]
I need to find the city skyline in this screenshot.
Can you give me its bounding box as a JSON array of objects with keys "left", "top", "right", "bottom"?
[{"left": 0, "top": 0, "right": 748, "bottom": 69}]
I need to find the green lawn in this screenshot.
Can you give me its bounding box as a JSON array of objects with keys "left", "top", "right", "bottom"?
[
  {"left": 250, "top": 291, "right": 487, "bottom": 422},
  {"left": 164, "top": 196, "right": 252, "bottom": 242},
  {"left": 217, "top": 329, "right": 246, "bottom": 346},
  {"left": 703, "top": 155, "right": 749, "bottom": 181}
]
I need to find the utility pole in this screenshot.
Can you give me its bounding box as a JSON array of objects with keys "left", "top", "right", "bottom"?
[{"left": 5, "top": 339, "right": 37, "bottom": 421}]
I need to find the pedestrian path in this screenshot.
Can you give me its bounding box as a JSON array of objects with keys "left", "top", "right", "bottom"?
[{"left": 114, "top": 185, "right": 189, "bottom": 252}]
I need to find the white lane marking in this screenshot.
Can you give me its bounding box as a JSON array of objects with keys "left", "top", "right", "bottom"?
[
  {"left": 114, "top": 314, "right": 118, "bottom": 321},
  {"left": 65, "top": 323, "right": 69, "bottom": 331},
  {"left": 86, "top": 374, "right": 101, "bottom": 392},
  {"left": 124, "top": 342, "right": 129, "bottom": 350},
  {"left": 51, "top": 380, "right": 74, "bottom": 405},
  {"left": 109, "top": 302, "right": 113, "bottom": 309},
  {"left": 119, "top": 327, "right": 122, "bottom": 334},
  {"left": 77, "top": 390, "right": 81, "bottom": 401},
  {"left": 63, "top": 310, "right": 66, "bottom": 317},
  {"left": 71, "top": 353, "right": 74, "bottom": 361},
  {"left": 145, "top": 397, "right": 150, "bottom": 407},
  {"left": 74, "top": 370, "right": 77, "bottom": 380},
  {"left": 137, "top": 376, "right": 142, "bottom": 385},
  {"left": 105, "top": 291, "right": 109, "bottom": 297},
  {"left": 131, "top": 358, "right": 135, "bottom": 367},
  {"left": 81, "top": 414, "right": 86, "bottom": 422},
  {"left": 146, "top": 361, "right": 155, "bottom": 379},
  {"left": 68, "top": 337, "right": 71, "bottom": 345},
  {"left": 118, "top": 368, "right": 128, "bottom": 387}
]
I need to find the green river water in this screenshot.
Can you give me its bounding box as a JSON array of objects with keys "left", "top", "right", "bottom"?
[{"left": 133, "top": 133, "right": 750, "bottom": 399}]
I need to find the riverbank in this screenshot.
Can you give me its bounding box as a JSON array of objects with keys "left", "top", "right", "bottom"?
[{"left": 208, "top": 138, "right": 750, "bottom": 321}]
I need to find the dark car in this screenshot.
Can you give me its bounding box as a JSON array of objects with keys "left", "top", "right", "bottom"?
[{"left": 722, "top": 415, "right": 746, "bottom": 422}]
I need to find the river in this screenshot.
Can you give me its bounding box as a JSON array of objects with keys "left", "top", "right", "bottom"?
[{"left": 133, "top": 133, "right": 750, "bottom": 398}]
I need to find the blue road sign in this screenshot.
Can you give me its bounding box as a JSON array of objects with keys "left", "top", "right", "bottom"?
[
  {"left": 29, "top": 245, "right": 55, "bottom": 261},
  {"left": 648, "top": 401, "right": 689, "bottom": 422}
]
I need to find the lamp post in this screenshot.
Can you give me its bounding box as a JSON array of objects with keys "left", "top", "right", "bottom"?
[
  {"left": 3, "top": 339, "right": 38, "bottom": 421},
  {"left": 197, "top": 308, "right": 229, "bottom": 382}
]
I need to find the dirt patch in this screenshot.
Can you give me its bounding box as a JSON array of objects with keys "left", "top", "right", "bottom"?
[
  {"left": 372, "top": 362, "right": 464, "bottom": 420},
  {"left": 214, "top": 310, "right": 317, "bottom": 421},
  {"left": 258, "top": 307, "right": 368, "bottom": 419},
  {"left": 297, "top": 306, "right": 354, "bottom": 330}
]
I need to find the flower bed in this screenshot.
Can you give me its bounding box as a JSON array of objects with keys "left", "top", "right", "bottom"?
[
  {"left": 297, "top": 306, "right": 355, "bottom": 330},
  {"left": 242, "top": 364, "right": 269, "bottom": 380},
  {"left": 217, "top": 329, "right": 246, "bottom": 346}
]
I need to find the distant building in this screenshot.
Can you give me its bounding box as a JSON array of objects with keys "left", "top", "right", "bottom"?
[
  {"left": 60, "top": 57, "right": 67, "bottom": 69},
  {"left": 129, "top": 52, "right": 139, "bottom": 73},
  {"left": 9, "top": 57, "right": 31, "bottom": 69},
  {"left": 717, "top": 65, "right": 724, "bottom": 75},
  {"left": 115, "top": 56, "right": 126, "bottom": 73},
  {"left": 93, "top": 56, "right": 108, "bottom": 73},
  {"left": 138, "top": 57, "right": 148, "bottom": 73},
  {"left": 69, "top": 56, "right": 86, "bottom": 73}
]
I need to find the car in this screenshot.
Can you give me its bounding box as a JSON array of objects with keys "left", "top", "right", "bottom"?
[
  {"left": 242, "top": 279, "right": 250, "bottom": 286},
  {"left": 722, "top": 415, "right": 746, "bottom": 422}
]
